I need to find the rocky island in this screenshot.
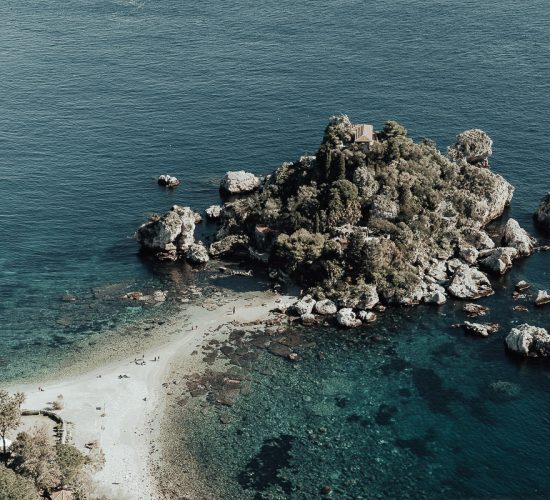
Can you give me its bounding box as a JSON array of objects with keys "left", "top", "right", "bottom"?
[{"left": 137, "top": 116, "right": 540, "bottom": 323}]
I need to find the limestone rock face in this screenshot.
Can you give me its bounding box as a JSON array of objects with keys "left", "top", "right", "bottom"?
[
  {"left": 206, "top": 205, "right": 222, "bottom": 220},
  {"left": 505, "top": 324, "right": 550, "bottom": 357},
  {"left": 186, "top": 243, "right": 210, "bottom": 265},
  {"left": 135, "top": 205, "right": 196, "bottom": 260},
  {"left": 478, "top": 247, "right": 518, "bottom": 274},
  {"left": 478, "top": 174, "right": 515, "bottom": 225},
  {"left": 447, "top": 264, "right": 494, "bottom": 299},
  {"left": 459, "top": 245, "right": 479, "bottom": 264},
  {"left": 208, "top": 235, "right": 250, "bottom": 258},
  {"left": 447, "top": 129, "right": 493, "bottom": 165},
  {"left": 314, "top": 299, "right": 338, "bottom": 315},
  {"left": 534, "top": 192, "right": 550, "bottom": 231},
  {"left": 292, "top": 295, "right": 316, "bottom": 316},
  {"left": 501, "top": 219, "right": 535, "bottom": 256},
  {"left": 336, "top": 308, "right": 362, "bottom": 328},
  {"left": 220, "top": 171, "right": 260, "bottom": 195}
]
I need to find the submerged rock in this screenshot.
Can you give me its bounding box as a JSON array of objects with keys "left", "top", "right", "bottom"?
[
  {"left": 505, "top": 324, "right": 550, "bottom": 357},
  {"left": 534, "top": 192, "right": 550, "bottom": 231},
  {"left": 220, "top": 171, "right": 260, "bottom": 195},
  {"left": 501, "top": 219, "right": 535, "bottom": 256},
  {"left": 336, "top": 308, "right": 362, "bottom": 328},
  {"left": 447, "top": 264, "right": 493, "bottom": 299}
]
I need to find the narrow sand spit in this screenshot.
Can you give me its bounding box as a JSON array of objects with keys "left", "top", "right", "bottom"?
[{"left": 7, "top": 291, "right": 286, "bottom": 500}]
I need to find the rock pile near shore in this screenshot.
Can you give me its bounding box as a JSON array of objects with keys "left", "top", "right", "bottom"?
[{"left": 135, "top": 205, "right": 209, "bottom": 264}]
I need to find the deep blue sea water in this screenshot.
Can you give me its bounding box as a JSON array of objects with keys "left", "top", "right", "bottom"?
[{"left": 1, "top": 0, "right": 550, "bottom": 497}]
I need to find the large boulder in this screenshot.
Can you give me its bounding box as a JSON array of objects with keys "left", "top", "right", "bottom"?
[
  {"left": 447, "top": 129, "right": 493, "bottom": 166},
  {"left": 314, "top": 299, "right": 338, "bottom": 315},
  {"left": 447, "top": 264, "right": 494, "bottom": 299},
  {"left": 209, "top": 235, "right": 250, "bottom": 258},
  {"left": 135, "top": 205, "right": 196, "bottom": 260},
  {"left": 157, "top": 174, "right": 180, "bottom": 187},
  {"left": 501, "top": 219, "right": 535, "bottom": 256},
  {"left": 291, "top": 295, "right": 316, "bottom": 316},
  {"left": 478, "top": 247, "right": 517, "bottom": 275},
  {"left": 336, "top": 308, "right": 362, "bottom": 328},
  {"left": 534, "top": 192, "right": 550, "bottom": 231},
  {"left": 186, "top": 243, "right": 210, "bottom": 265},
  {"left": 220, "top": 171, "right": 260, "bottom": 195},
  {"left": 505, "top": 324, "right": 550, "bottom": 357}
]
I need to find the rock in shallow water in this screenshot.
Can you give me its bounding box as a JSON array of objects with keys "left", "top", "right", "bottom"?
[
  {"left": 505, "top": 324, "right": 550, "bottom": 357},
  {"left": 501, "top": 218, "right": 535, "bottom": 256},
  {"left": 447, "top": 264, "right": 493, "bottom": 299},
  {"left": 336, "top": 308, "right": 362, "bottom": 328},
  {"left": 462, "top": 321, "right": 499, "bottom": 337},
  {"left": 186, "top": 243, "right": 210, "bottom": 264},
  {"left": 135, "top": 205, "right": 196, "bottom": 260},
  {"left": 478, "top": 247, "right": 517, "bottom": 275}
]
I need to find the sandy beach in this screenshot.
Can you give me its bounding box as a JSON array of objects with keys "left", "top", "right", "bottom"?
[{"left": 6, "top": 290, "right": 286, "bottom": 500}]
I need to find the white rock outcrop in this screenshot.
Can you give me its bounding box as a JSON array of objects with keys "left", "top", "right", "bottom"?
[
  {"left": 205, "top": 205, "right": 222, "bottom": 219},
  {"left": 447, "top": 264, "right": 494, "bottom": 299},
  {"left": 135, "top": 205, "right": 196, "bottom": 260},
  {"left": 314, "top": 299, "right": 338, "bottom": 315},
  {"left": 336, "top": 308, "right": 362, "bottom": 328},
  {"left": 501, "top": 219, "right": 535, "bottom": 256},
  {"left": 220, "top": 171, "right": 260, "bottom": 195},
  {"left": 291, "top": 295, "right": 316, "bottom": 316},
  {"left": 505, "top": 324, "right": 550, "bottom": 357}
]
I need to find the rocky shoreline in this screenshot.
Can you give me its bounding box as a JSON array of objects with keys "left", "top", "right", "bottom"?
[{"left": 135, "top": 116, "right": 550, "bottom": 358}]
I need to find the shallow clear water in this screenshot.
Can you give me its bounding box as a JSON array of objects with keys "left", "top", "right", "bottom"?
[{"left": 1, "top": 0, "right": 550, "bottom": 497}]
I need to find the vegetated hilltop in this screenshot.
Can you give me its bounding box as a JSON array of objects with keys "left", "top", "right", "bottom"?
[{"left": 211, "top": 115, "right": 532, "bottom": 306}]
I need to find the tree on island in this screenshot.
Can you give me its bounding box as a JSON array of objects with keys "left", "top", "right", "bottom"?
[
  {"left": 0, "top": 390, "right": 25, "bottom": 459},
  {"left": 0, "top": 463, "right": 39, "bottom": 500},
  {"left": 11, "top": 426, "right": 62, "bottom": 493}
]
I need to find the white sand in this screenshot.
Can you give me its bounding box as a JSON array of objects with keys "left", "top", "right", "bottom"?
[{"left": 6, "top": 291, "right": 286, "bottom": 500}]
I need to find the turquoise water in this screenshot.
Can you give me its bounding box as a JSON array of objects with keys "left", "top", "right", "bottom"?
[{"left": 1, "top": 0, "right": 550, "bottom": 497}]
